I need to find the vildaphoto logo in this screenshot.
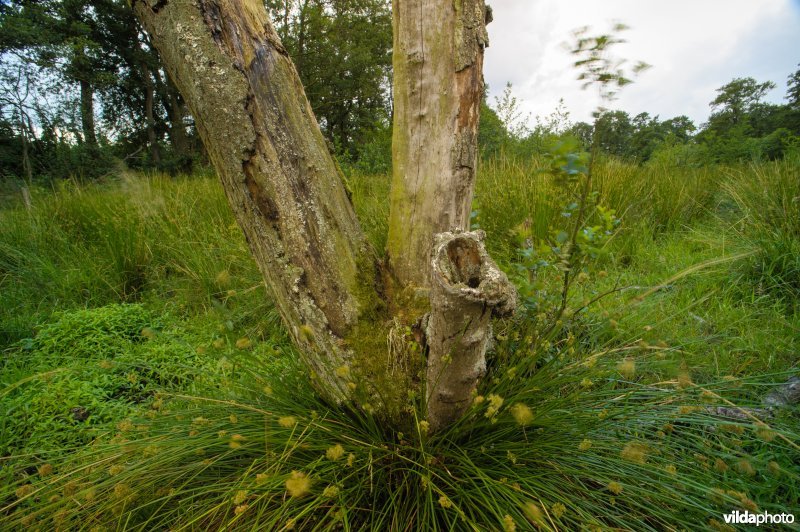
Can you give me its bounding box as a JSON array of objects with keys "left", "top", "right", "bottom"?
[{"left": 723, "top": 510, "right": 795, "bottom": 526}]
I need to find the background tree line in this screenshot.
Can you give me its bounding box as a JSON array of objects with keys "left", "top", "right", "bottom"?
[
  {"left": 481, "top": 72, "right": 800, "bottom": 165},
  {"left": 0, "top": 0, "right": 798, "bottom": 182},
  {"left": 0, "top": 0, "right": 392, "bottom": 180}
]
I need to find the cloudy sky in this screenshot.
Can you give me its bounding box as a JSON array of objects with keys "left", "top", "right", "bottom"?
[{"left": 483, "top": 0, "right": 800, "bottom": 128}]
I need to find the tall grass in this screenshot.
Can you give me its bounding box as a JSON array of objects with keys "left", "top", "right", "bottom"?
[
  {"left": 0, "top": 155, "right": 731, "bottom": 347},
  {"left": 471, "top": 155, "right": 723, "bottom": 266},
  {"left": 723, "top": 157, "right": 800, "bottom": 304},
  {"left": 0, "top": 172, "right": 266, "bottom": 346},
  {"left": 0, "top": 156, "right": 798, "bottom": 529},
  {"left": 2, "top": 323, "right": 797, "bottom": 530},
  {"left": 346, "top": 170, "right": 390, "bottom": 255}
]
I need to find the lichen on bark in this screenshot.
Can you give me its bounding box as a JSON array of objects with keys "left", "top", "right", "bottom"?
[
  {"left": 132, "top": 0, "right": 383, "bottom": 406},
  {"left": 133, "top": 0, "right": 513, "bottom": 433},
  {"left": 425, "top": 230, "right": 516, "bottom": 432},
  {"left": 387, "top": 0, "right": 491, "bottom": 290}
]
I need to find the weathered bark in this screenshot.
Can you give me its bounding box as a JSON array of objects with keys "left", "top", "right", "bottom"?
[
  {"left": 132, "top": 0, "right": 384, "bottom": 405},
  {"left": 387, "top": 0, "right": 490, "bottom": 290},
  {"left": 426, "top": 230, "right": 515, "bottom": 431},
  {"left": 388, "top": 0, "right": 513, "bottom": 432},
  {"left": 79, "top": 79, "right": 98, "bottom": 150},
  {"left": 133, "top": 0, "right": 515, "bottom": 432}
]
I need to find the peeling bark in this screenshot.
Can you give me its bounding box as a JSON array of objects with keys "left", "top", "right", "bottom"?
[
  {"left": 389, "top": 0, "right": 512, "bottom": 432},
  {"left": 426, "top": 230, "right": 516, "bottom": 432},
  {"left": 132, "top": 0, "right": 383, "bottom": 405},
  {"left": 387, "top": 0, "right": 490, "bottom": 291},
  {"left": 134, "top": 0, "right": 513, "bottom": 431}
]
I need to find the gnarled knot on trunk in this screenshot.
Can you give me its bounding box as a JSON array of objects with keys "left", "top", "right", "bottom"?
[
  {"left": 431, "top": 229, "right": 516, "bottom": 317},
  {"left": 425, "top": 230, "right": 516, "bottom": 432}
]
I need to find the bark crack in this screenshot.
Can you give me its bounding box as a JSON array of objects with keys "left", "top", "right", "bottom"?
[{"left": 131, "top": 0, "right": 370, "bottom": 407}]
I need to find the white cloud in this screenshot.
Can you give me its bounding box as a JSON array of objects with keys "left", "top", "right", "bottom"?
[{"left": 484, "top": 0, "right": 800, "bottom": 127}]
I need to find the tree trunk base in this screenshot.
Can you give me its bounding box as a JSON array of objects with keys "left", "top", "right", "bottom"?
[{"left": 425, "top": 230, "right": 516, "bottom": 432}]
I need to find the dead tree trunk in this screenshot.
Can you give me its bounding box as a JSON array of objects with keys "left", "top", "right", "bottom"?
[
  {"left": 133, "top": 0, "right": 514, "bottom": 432},
  {"left": 387, "top": 0, "right": 513, "bottom": 429},
  {"left": 132, "top": 0, "right": 379, "bottom": 406},
  {"left": 426, "top": 230, "right": 515, "bottom": 431},
  {"left": 387, "top": 0, "right": 491, "bottom": 291}
]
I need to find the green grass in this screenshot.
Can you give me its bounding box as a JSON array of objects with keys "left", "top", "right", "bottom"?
[
  {"left": 0, "top": 156, "right": 798, "bottom": 529},
  {"left": 2, "top": 319, "right": 797, "bottom": 530},
  {"left": 0, "top": 171, "right": 266, "bottom": 347}
]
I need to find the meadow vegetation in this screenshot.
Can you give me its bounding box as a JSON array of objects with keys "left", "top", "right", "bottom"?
[
  {"left": 2, "top": 2, "right": 798, "bottom": 528},
  {"left": 0, "top": 153, "right": 797, "bottom": 529}
]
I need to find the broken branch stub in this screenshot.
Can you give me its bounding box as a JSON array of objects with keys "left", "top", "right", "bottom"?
[{"left": 425, "top": 230, "right": 516, "bottom": 432}]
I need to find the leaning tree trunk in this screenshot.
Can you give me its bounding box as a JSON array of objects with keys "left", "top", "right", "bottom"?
[
  {"left": 133, "top": 0, "right": 514, "bottom": 432},
  {"left": 132, "top": 0, "right": 381, "bottom": 406}
]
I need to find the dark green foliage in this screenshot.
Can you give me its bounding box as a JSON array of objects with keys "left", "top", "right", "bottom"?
[
  {"left": 694, "top": 76, "right": 800, "bottom": 163},
  {"left": 0, "top": 116, "right": 24, "bottom": 178},
  {"left": 343, "top": 120, "right": 392, "bottom": 175},
  {"left": 482, "top": 69, "right": 799, "bottom": 165},
  {"left": 0, "top": 0, "right": 395, "bottom": 179},
  {"left": 0, "top": 0, "right": 166, "bottom": 178},
  {"left": 709, "top": 77, "right": 776, "bottom": 129},
  {"left": 266, "top": 0, "right": 392, "bottom": 160},
  {"left": 593, "top": 110, "right": 635, "bottom": 157},
  {"left": 788, "top": 65, "right": 800, "bottom": 109}
]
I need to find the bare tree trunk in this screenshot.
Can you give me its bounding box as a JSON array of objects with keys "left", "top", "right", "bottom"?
[
  {"left": 164, "top": 76, "right": 191, "bottom": 167},
  {"left": 20, "top": 126, "right": 32, "bottom": 184},
  {"left": 152, "top": 65, "right": 193, "bottom": 172},
  {"left": 387, "top": 0, "right": 490, "bottom": 291},
  {"left": 425, "top": 230, "right": 515, "bottom": 431},
  {"left": 20, "top": 119, "right": 32, "bottom": 211},
  {"left": 140, "top": 63, "right": 162, "bottom": 166},
  {"left": 132, "top": 0, "right": 384, "bottom": 406},
  {"left": 79, "top": 79, "right": 98, "bottom": 150},
  {"left": 388, "top": 0, "right": 514, "bottom": 430}
]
